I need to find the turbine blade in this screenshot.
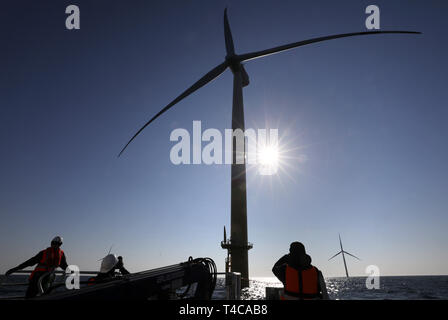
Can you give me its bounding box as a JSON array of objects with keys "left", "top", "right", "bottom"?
[
  {"left": 328, "top": 251, "right": 342, "bottom": 261},
  {"left": 118, "top": 61, "right": 228, "bottom": 156},
  {"left": 343, "top": 251, "right": 361, "bottom": 261},
  {"left": 238, "top": 31, "right": 421, "bottom": 62},
  {"left": 240, "top": 64, "right": 250, "bottom": 87},
  {"left": 224, "top": 8, "right": 235, "bottom": 55}
]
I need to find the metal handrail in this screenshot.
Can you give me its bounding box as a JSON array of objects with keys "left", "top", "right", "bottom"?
[
  {"left": 220, "top": 240, "right": 253, "bottom": 249},
  {"left": 5, "top": 270, "right": 98, "bottom": 275}
]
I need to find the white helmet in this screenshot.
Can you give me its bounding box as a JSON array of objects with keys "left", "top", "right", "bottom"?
[
  {"left": 51, "top": 236, "right": 63, "bottom": 245},
  {"left": 100, "top": 254, "right": 118, "bottom": 273}
]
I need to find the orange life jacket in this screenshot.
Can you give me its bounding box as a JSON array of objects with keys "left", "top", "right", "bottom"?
[
  {"left": 282, "top": 265, "right": 321, "bottom": 300},
  {"left": 87, "top": 277, "right": 96, "bottom": 286},
  {"left": 30, "top": 247, "right": 64, "bottom": 280}
]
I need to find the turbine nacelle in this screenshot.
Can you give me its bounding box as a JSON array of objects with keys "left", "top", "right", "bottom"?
[
  {"left": 224, "top": 55, "right": 240, "bottom": 71},
  {"left": 224, "top": 57, "right": 249, "bottom": 87}
]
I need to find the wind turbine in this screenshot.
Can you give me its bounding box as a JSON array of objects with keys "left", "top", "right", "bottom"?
[
  {"left": 118, "top": 9, "right": 419, "bottom": 288},
  {"left": 328, "top": 234, "right": 360, "bottom": 277}
]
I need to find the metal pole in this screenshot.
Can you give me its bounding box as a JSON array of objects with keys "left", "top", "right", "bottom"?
[{"left": 230, "top": 70, "right": 249, "bottom": 288}]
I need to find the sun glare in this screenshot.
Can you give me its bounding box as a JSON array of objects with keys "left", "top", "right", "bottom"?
[
  {"left": 257, "top": 144, "right": 280, "bottom": 175},
  {"left": 258, "top": 145, "right": 279, "bottom": 166}
]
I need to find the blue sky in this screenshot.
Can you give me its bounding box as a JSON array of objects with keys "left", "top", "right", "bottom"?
[{"left": 0, "top": 0, "right": 447, "bottom": 277}]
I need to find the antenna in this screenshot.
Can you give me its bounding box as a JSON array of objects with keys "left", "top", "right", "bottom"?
[
  {"left": 97, "top": 244, "right": 115, "bottom": 261},
  {"left": 328, "top": 234, "right": 360, "bottom": 277}
]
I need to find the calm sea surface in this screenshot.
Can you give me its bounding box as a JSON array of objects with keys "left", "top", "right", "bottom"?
[
  {"left": 236, "top": 276, "right": 448, "bottom": 300},
  {"left": 1, "top": 275, "right": 447, "bottom": 300}
]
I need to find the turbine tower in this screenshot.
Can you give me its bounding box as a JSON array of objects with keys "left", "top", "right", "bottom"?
[
  {"left": 328, "top": 234, "right": 360, "bottom": 277},
  {"left": 118, "top": 9, "right": 419, "bottom": 288}
]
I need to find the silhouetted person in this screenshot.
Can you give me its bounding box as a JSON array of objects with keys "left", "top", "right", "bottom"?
[
  {"left": 5, "top": 236, "right": 68, "bottom": 298},
  {"left": 272, "top": 242, "right": 329, "bottom": 300}
]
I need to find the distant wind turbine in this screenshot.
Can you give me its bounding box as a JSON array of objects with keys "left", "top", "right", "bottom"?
[
  {"left": 119, "top": 8, "right": 419, "bottom": 287},
  {"left": 329, "top": 234, "right": 360, "bottom": 277}
]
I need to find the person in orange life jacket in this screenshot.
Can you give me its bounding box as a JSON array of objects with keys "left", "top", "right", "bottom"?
[
  {"left": 87, "top": 254, "right": 130, "bottom": 285},
  {"left": 5, "top": 236, "right": 68, "bottom": 298},
  {"left": 272, "top": 241, "right": 329, "bottom": 300}
]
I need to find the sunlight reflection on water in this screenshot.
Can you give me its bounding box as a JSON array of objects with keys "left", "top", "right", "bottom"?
[{"left": 219, "top": 276, "right": 448, "bottom": 300}]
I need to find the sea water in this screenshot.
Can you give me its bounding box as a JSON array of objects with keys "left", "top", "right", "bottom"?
[
  {"left": 2, "top": 275, "right": 448, "bottom": 300},
  {"left": 235, "top": 276, "right": 448, "bottom": 300}
]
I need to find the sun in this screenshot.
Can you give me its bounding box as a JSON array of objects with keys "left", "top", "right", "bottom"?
[
  {"left": 257, "top": 144, "right": 280, "bottom": 175},
  {"left": 258, "top": 145, "right": 279, "bottom": 166}
]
